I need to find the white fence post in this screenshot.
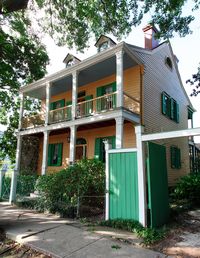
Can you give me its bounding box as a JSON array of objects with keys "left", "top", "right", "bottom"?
[
  {"left": 104, "top": 140, "right": 111, "bottom": 220},
  {"left": 135, "top": 125, "right": 147, "bottom": 227},
  {"left": 9, "top": 135, "right": 22, "bottom": 203}
]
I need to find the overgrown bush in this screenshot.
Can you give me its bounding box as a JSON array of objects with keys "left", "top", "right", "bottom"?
[
  {"left": 172, "top": 174, "right": 200, "bottom": 205},
  {"left": 35, "top": 159, "right": 105, "bottom": 215}
]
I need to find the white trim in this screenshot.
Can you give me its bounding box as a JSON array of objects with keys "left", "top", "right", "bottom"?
[
  {"left": 9, "top": 135, "right": 22, "bottom": 203},
  {"left": 72, "top": 71, "right": 78, "bottom": 120},
  {"left": 69, "top": 125, "right": 77, "bottom": 164},
  {"left": 107, "top": 148, "right": 137, "bottom": 154},
  {"left": 45, "top": 82, "right": 51, "bottom": 125},
  {"left": 116, "top": 50, "right": 124, "bottom": 107},
  {"left": 141, "top": 127, "right": 200, "bottom": 142},
  {"left": 135, "top": 125, "right": 147, "bottom": 227},
  {"left": 18, "top": 109, "right": 139, "bottom": 136},
  {"left": 41, "top": 131, "right": 50, "bottom": 175},
  {"left": 20, "top": 43, "right": 125, "bottom": 93},
  {"left": 18, "top": 93, "right": 24, "bottom": 130},
  {"left": 115, "top": 117, "right": 124, "bottom": 149},
  {"left": 105, "top": 144, "right": 110, "bottom": 220}
]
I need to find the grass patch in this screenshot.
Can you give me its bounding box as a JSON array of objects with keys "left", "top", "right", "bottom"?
[{"left": 100, "top": 219, "right": 167, "bottom": 245}]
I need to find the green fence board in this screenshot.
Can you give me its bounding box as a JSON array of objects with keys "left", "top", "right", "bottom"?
[
  {"left": 109, "top": 151, "right": 139, "bottom": 221},
  {"left": 147, "top": 142, "right": 170, "bottom": 228}
]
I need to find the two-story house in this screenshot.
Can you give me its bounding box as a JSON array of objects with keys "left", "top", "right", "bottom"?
[{"left": 17, "top": 25, "right": 194, "bottom": 186}]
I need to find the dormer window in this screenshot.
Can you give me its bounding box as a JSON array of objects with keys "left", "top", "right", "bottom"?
[
  {"left": 98, "top": 41, "right": 109, "bottom": 52},
  {"left": 66, "top": 59, "right": 74, "bottom": 67},
  {"left": 63, "top": 53, "right": 81, "bottom": 67},
  {"left": 95, "top": 35, "right": 116, "bottom": 53}
]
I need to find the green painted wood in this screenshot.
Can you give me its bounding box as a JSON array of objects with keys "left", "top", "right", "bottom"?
[
  {"left": 147, "top": 142, "right": 170, "bottom": 228},
  {"left": 109, "top": 152, "right": 139, "bottom": 221},
  {"left": 85, "top": 95, "right": 93, "bottom": 116},
  {"left": 66, "top": 101, "right": 72, "bottom": 120}
]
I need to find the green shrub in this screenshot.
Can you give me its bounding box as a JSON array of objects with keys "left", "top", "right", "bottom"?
[
  {"left": 35, "top": 159, "right": 105, "bottom": 215},
  {"left": 100, "top": 219, "right": 166, "bottom": 245},
  {"left": 17, "top": 175, "right": 38, "bottom": 196},
  {"left": 172, "top": 174, "right": 200, "bottom": 204}
]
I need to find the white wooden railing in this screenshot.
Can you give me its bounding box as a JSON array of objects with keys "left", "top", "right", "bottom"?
[
  {"left": 22, "top": 92, "right": 140, "bottom": 127},
  {"left": 22, "top": 113, "right": 45, "bottom": 129},
  {"left": 49, "top": 105, "right": 72, "bottom": 124}
]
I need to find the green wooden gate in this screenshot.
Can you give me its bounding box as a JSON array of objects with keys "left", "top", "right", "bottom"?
[
  {"left": 147, "top": 142, "right": 170, "bottom": 228},
  {"left": 108, "top": 150, "right": 139, "bottom": 220}
]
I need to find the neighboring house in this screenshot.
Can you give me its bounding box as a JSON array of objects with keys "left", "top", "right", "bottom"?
[{"left": 18, "top": 25, "right": 194, "bottom": 186}]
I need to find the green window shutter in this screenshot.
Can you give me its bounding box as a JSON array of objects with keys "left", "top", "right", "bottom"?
[
  {"left": 60, "top": 99, "right": 65, "bottom": 107},
  {"left": 94, "top": 138, "right": 101, "bottom": 160},
  {"left": 57, "top": 143, "right": 63, "bottom": 166},
  {"left": 176, "top": 103, "right": 179, "bottom": 123},
  {"left": 112, "top": 82, "right": 117, "bottom": 108},
  {"left": 112, "top": 82, "right": 116, "bottom": 92},
  {"left": 161, "top": 92, "right": 167, "bottom": 115},
  {"left": 85, "top": 95, "right": 93, "bottom": 116},
  {"left": 96, "top": 86, "right": 105, "bottom": 111},
  {"left": 170, "top": 146, "right": 176, "bottom": 169},
  {"left": 50, "top": 103, "right": 54, "bottom": 111},
  {"left": 48, "top": 144, "right": 52, "bottom": 166},
  {"left": 66, "top": 101, "right": 72, "bottom": 120},
  {"left": 176, "top": 148, "right": 181, "bottom": 169},
  {"left": 170, "top": 99, "right": 174, "bottom": 120}
]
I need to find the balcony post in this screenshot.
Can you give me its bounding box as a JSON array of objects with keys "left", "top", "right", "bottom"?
[
  {"left": 9, "top": 135, "right": 22, "bottom": 203},
  {"left": 18, "top": 92, "right": 24, "bottom": 130},
  {"left": 45, "top": 82, "right": 51, "bottom": 125},
  {"left": 41, "top": 130, "right": 50, "bottom": 175},
  {"left": 116, "top": 50, "right": 124, "bottom": 107},
  {"left": 115, "top": 116, "right": 124, "bottom": 149},
  {"left": 69, "top": 125, "right": 77, "bottom": 164},
  {"left": 72, "top": 71, "right": 78, "bottom": 120}
]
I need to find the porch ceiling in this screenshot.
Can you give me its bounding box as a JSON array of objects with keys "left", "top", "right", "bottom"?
[{"left": 25, "top": 52, "right": 137, "bottom": 100}]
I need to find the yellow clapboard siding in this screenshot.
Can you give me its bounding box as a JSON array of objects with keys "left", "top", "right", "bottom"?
[{"left": 37, "top": 123, "right": 136, "bottom": 174}]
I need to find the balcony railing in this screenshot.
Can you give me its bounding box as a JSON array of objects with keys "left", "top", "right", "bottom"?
[
  {"left": 123, "top": 92, "right": 140, "bottom": 115},
  {"left": 22, "top": 92, "right": 140, "bottom": 128},
  {"left": 76, "top": 92, "right": 117, "bottom": 118},
  {"left": 49, "top": 105, "right": 72, "bottom": 124},
  {"left": 22, "top": 113, "right": 45, "bottom": 129}
]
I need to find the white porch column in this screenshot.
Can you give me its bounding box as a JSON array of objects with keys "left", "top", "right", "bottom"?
[
  {"left": 41, "top": 131, "right": 50, "bottom": 175},
  {"left": 72, "top": 71, "right": 78, "bottom": 120},
  {"left": 69, "top": 125, "right": 77, "bottom": 164},
  {"left": 9, "top": 135, "right": 22, "bottom": 203},
  {"left": 116, "top": 50, "right": 124, "bottom": 107},
  {"left": 115, "top": 117, "right": 124, "bottom": 149},
  {"left": 18, "top": 93, "right": 24, "bottom": 130},
  {"left": 45, "top": 82, "right": 51, "bottom": 125},
  {"left": 135, "top": 125, "right": 147, "bottom": 227}
]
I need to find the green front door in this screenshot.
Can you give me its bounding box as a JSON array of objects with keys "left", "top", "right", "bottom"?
[{"left": 147, "top": 142, "right": 170, "bottom": 227}]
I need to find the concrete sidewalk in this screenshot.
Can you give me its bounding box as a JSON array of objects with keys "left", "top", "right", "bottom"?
[{"left": 0, "top": 202, "right": 168, "bottom": 258}]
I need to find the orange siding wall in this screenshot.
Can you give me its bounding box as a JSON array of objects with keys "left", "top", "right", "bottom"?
[{"left": 37, "top": 123, "right": 136, "bottom": 174}]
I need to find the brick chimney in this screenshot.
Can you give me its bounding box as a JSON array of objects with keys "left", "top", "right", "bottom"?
[{"left": 142, "top": 25, "right": 159, "bottom": 50}]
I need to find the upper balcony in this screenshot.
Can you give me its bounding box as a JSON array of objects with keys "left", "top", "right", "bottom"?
[
  {"left": 19, "top": 44, "right": 143, "bottom": 132},
  {"left": 22, "top": 91, "right": 140, "bottom": 129}
]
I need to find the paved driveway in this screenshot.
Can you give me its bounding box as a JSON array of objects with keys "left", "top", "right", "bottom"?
[{"left": 0, "top": 202, "right": 168, "bottom": 258}]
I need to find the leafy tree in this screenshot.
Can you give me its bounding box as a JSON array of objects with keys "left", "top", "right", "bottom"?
[
  {"left": 187, "top": 66, "right": 200, "bottom": 96},
  {"left": 27, "top": 0, "right": 198, "bottom": 51},
  {"left": 0, "top": 11, "right": 49, "bottom": 162}
]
